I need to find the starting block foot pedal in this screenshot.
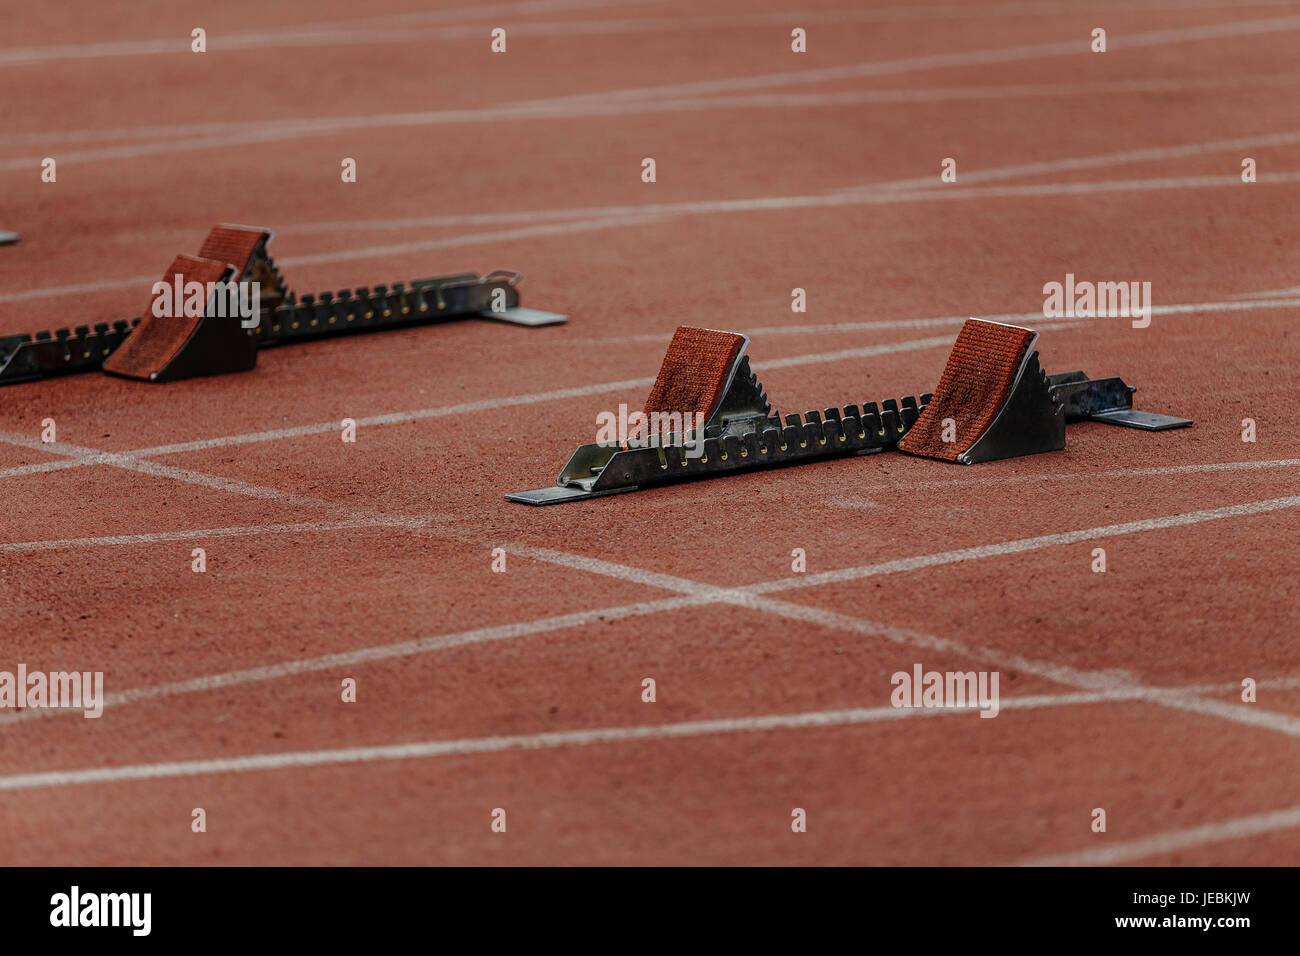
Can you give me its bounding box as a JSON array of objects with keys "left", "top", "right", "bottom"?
[
  {"left": 899, "top": 319, "right": 1192, "bottom": 465},
  {"left": 507, "top": 325, "right": 929, "bottom": 504},
  {"left": 899, "top": 320, "right": 1063, "bottom": 464},
  {"left": 0, "top": 231, "right": 18, "bottom": 246},
  {"left": 102, "top": 255, "right": 256, "bottom": 382}
]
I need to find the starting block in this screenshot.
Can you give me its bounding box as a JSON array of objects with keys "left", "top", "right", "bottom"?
[
  {"left": 509, "top": 318, "right": 1192, "bottom": 503},
  {"left": 506, "top": 326, "right": 931, "bottom": 504},
  {"left": 0, "top": 231, "right": 18, "bottom": 246},
  {"left": 0, "top": 224, "right": 567, "bottom": 385},
  {"left": 102, "top": 254, "right": 249, "bottom": 382},
  {"left": 898, "top": 318, "right": 1191, "bottom": 464}
]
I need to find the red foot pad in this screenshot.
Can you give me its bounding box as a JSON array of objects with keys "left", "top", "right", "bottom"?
[
  {"left": 102, "top": 255, "right": 235, "bottom": 381},
  {"left": 638, "top": 326, "right": 746, "bottom": 438},
  {"left": 898, "top": 319, "right": 1036, "bottom": 461},
  {"left": 197, "top": 225, "right": 269, "bottom": 275}
]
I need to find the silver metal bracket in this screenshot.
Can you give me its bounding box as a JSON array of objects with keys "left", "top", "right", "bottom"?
[
  {"left": 478, "top": 306, "right": 569, "bottom": 327},
  {"left": 1047, "top": 371, "right": 1192, "bottom": 430}
]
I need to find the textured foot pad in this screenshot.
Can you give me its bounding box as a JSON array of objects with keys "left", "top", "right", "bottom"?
[
  {"left": 102, "top": 255, "right": 235, "bottom": 381},
  {"left": 197, "top": 224, "right": 270, "bottom": 272},
  {"left": 898, "top": 319, "right": 1036, "bottom": 462},
  {"left": 642, "top": 326, "right": 746, "bottom": 426}
]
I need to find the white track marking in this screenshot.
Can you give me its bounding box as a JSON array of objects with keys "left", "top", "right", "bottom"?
[
  {"left": 834, "top": 130, "right": 1300, "bottom": 195},
  {"left": 4, "top": 496, "right": 1297, "bottom": 731},
  {"left": 0, "top": 687, "right": 1247, "bottom": 791},
  {"left": 0, "top": 273, "right": 160, "bottom": 304},
  {"left": 581, "top": 294, "right": 1300, "bottom": 346},
  {"left": 0, "top": 459, "right": 107, "bottom": 479},
  {"left": 890, "top": 458, "right": 1300, "bottom": 489},
  {"left": 0, "top": 0, "right": 641, "bottom": 67},
  {"left": 279, "top": 212, "right": 670, "bottom": 269},
  {"left": 544, "top": 17, "right": 1300, "bottom": 105},
  {"left": 14, "top": 72, "right": 1300, "bottom": 150},
  {"left": 0, "top": 518, "right": 419, "bottom": 553},
  {"left": 120, "top": 378, "right": 656, "bottom": 458},
  {"left": 745, "top": 295, "right": 1300, "bottom": 335},
  {"left": 5, "top": 127, "right": 1299, "bottom": 299},
  {"left": 7, "top": 165, "right": 1300, "bottom": 305},
  {"left": 0, "top": 213, "right": 667, "bottom": 303},
  {"left": 1, "top": 3, "right": 1281, "bottom": 69},
  {"left": 746, "top": 496, "right": 1300, "bottom": 595},
  {"left": 0, "top": 595, "right": 699, "bottom": 727},
  {"left": 6, "top": 20, "right": 1300, "bottom": 171},
  {"left": 1021, "top": 804, "right": 1300, "bottom": 866},
  {"left": 274, "top": 165, "right": 1300, "bottom": 237},
  {"left": 745, "top": 598, "right": 1300, "bottom": 737},
  {"left": 487, "top": 544, "right": 1300, "bottom": 738},
  {"left": 0, "top": 432, "right": 317, "bottom": 504}
]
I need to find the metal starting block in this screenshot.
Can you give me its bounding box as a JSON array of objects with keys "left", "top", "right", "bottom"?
[
  {"left": 0, "top": 224, "right": 567, "bottom": 385},
  {"left": 0, "top": 231, "right": 18, "bottom": 246},
  {"left": 510, "top": 319, "right": 1193, "bottom": 503},
  {"left": 507, "top": 326, "right": 931, "bottom": 504},
  {"left": 898, "top": 319, "right": 1191, "bottom": 464}
]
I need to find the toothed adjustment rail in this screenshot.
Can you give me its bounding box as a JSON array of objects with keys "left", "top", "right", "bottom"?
[{"left": 507, "top": 329, "right": 930, "bottom": 504}]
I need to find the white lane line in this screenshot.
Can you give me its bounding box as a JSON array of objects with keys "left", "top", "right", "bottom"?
[
  {"left": 0, "top": 518, "right": 417, "bottom": 553},
  {"left": 498, "top": 543, "right": 1300, "bottom": 738},
  {"left": 913, "top": 172, "right": 1300, "bottom": 196},
  {"left": 5, "top": 460, "right": 1298, "bottom": 549},
  {"left": 580, "top": 293, "right": 1300, "bottom": 346},
  {"left": 4, "top": 0, "right": 1285, "bottom": 72},
  {"left": 545, "top": 17, "right": 1300, "bottom": 105},
  {"left": 7, "top": 162, "right": 1300, "bottom": 305},
  {"left": 1021, "top": 804, "right": 1300, "bottom": 866},
  {"left": 6, "top": 18, "right": 1299, "bottom": 171},
  {"left": 0, "top": 212, "right": 665, "bottom": 303},
  {"left": 747, "top": 597, "right": 1300, "bottom": 738},
  {"left": 835, "top": 131, "right": 1300, "bottom": 195},
  {"left": 5, "top": 495, "right": 1296, "bottom": 730},
  {"left": 0, "top": 688, "right": 1222, "bottom": 791},
  {"left": 18, "top": 73, "right": 1300, "bottom": 150},
  {"left": 0, "top": 595, "right": 700, "bottom": 727},
  {"left": 0, "top": 0, "right": 639, "bottom": 67},
  {"left": 889, "top": 458, "right": 1300, "bottom": 489},
  {"left": 0, "top": 432, "right": 319, "bottom": 505},
  {"left": 174, "top": 167, "right": 1300, "bottom": 244},
  {"left": 746, "top": 496, "right": 1300, "bottom": 595},
  {"left": 7, "top": 2, "right": 1273, "bottom": 70}
]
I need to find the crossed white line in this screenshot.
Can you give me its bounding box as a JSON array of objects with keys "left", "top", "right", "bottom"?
[
  {"left": 3, "top": 9, "right": 1299, "bottom": 859},
  {"left": 3, "top": 393, "right": 1300, "bottom": 865}
]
